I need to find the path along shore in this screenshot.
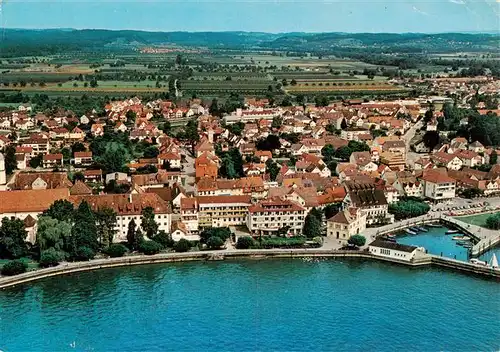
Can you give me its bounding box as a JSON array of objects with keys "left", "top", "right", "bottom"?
[{"left": 1, "top": 248, "right": 499, "bottom": 289}]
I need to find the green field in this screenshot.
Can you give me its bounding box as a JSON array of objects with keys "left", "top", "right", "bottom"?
[{"left": 455, "top": 213, "right": 498, "bottom": 228}]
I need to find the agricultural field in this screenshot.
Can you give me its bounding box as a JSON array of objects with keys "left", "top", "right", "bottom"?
[
  {"left": 179, "top": 79, "right": 271, "bottom": 94},
  {"left": 189, "top": 72, "right": 269, "bottom": 80}
]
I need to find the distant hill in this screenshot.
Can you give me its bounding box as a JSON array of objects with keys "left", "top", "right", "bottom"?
[{"left": 0, "top": 29, "right": 498, "bottom": 56}]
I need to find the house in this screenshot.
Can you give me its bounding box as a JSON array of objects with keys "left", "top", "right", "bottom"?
[
  {"left": 195, "top": 153, "right": 219, "bottom": 179},
  {"left": 170, "top": 220, "right": 200, "bottom": 242},
  {"left": 83, "top": 169, "right": 103, "bottom": 183},
  {"left": 368, "top": 239, "right": 421, "bottom": 262},
  {"left": 393, "top": 178, "right": 423, "bottom": 198},
  {"left": 105, "top": 172, "right": 129, "bottom": 185},
  {"left": 454, "top": 150, "right": 483, "bottom": 168},
  {"left": 431, "top": 152, "right": 462, "bottom": 171},
  {"left": 70, "top": 193, "right": 171, "bottom": 242},
  {"left": 419, "top": 169, "right": 456, "bottom": 202},
  {"left": 380, "top": 151, "right": 406, "bottom": 171},
  {"left": 469, "top": 141, "right": 485, "bottom": 153},
  {"left": 247, "top": 197, "right": 306, "bottom": 236},
  {"left": 91, "top": 123, "right": 105, "bottom": 137},
  {"left": 194, "top": 138, "right": 214, "bottom": 157},
  {"left": 326, "top": 208, "right": 367, "bottom": 244},
  {"left": 158, "top": 152, "right": 182, "bottom": 170},
  {"left": 69, "top": 127, "right": 85, "bottom": 140},
  {"left": 42, "top": 154, "right": 63, "bottom": 168},
  {"left": 9, "top": 172, "right": 72, "bottom": 190},
  {"left": 73, "top": 151, "right": 93, "bottom": 166},
  {"left": 350, "top": 152, "right": 378, "bottom": 173},
  {"left": 343, "top": 182, "right": 394, "bottom": 225},
  {"left": 180, "top": 197, "right": 199, "bottom": 234}
]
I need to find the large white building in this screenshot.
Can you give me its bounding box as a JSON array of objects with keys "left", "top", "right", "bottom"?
[
  {"left": 343, "top": 183, "right": 394, "bottom": 225},
  {"left": 420, "top": 169, "right": 456, "bottom": 202},
  {"left": 326, "top": 208, "right": 367, "bottom": 244},
  {"left": 247, "top": 197, "right": 306, "bottom": 236}
]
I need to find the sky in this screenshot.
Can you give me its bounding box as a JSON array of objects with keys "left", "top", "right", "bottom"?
[{"left": 1, "top": 0, "right": 499, "bottom": 33}]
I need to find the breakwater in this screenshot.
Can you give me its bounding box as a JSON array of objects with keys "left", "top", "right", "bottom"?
[{"left": 1, "top": 248, "right": 499, "bottom": 289}]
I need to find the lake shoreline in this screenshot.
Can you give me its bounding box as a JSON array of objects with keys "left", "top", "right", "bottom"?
[{"left": 1, "top": 248, "right": 499, "bottom": 289}]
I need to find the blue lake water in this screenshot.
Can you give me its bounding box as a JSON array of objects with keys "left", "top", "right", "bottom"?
[
  {"left": 0, "top": 260, "right": 499, "bottom": 352},
  {"left": 397, "top": 225, "right": 470, "bottom": 261}
]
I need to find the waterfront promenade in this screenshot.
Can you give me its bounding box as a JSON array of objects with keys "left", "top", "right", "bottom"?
[{"left": 0, "top": 247, "right": 499, "bottom": 290}]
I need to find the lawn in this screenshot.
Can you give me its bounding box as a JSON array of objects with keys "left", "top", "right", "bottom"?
[
  {"left": 0, "top": 258, "right": 38, "bottom": 271},
  {"left": 455, "top": 212, "right": 498, "bottom": 228}
]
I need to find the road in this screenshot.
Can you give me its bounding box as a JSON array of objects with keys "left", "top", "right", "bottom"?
[{"left": 403, "top": 119, "right": 424, "bottom": 168}]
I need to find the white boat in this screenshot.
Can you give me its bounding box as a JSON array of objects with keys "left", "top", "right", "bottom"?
[
  {"left": 470, "top": 259, "right": 487, "bottom": 266},
  {"left": 404, "top": 229, "right": 417, "bottom": 235},
  {"left": 489, "top": 253, "right": 498, "bottom": 269},
  {"left": 452, "top": 236, "right": 469, "bottom": 241},
  {"left": 446, "top": 229, "right": 460, "bottom": 234}
]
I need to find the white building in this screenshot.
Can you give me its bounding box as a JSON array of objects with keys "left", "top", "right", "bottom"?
[
  {"left": 326, "top": 208, "right": 367, "bottom": 244},
  {"left": 368, "top": 239, "right": 420, "bottom": 262},
  {"left": 247, "top": 197, "right": 306, "bottom": 236},
  {"left": 420, "top": 170, "right": 456, "bottom": 202}
]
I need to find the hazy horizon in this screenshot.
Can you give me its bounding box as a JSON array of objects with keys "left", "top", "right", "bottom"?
[{"left": 1, "top": 0, "right": 499, "bottom": 33}]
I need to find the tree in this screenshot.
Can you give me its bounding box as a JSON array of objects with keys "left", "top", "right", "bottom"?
[
  {"left": 141, "top": 207, "right": 159, "bottom": 239},
  {"left": 272, "top": 116, "right": 283, "bottom": 129},
  {"left": 74, "top": 246, "right": 95, "bottom": 261},
  {"left": 71, "top": 142, "right": 86, "bottom": 155},
  {"left": 4, "top": 145, "right": 17, "bottom": 174},
  {"left": 72, "top": 201, "right": 98, "bottom": 251},
  {"left": 161, "top": 121, "right": 172, "bottom": 135},
  {"left": 61, "top": 147, "right": 71, "bottom": 164},
  {"left": 96, "top": 207, "right": 117, "bottom": 248},
  {"left": 348, "top": 235, "right": 366, "bottom": 247},
  {"left": 99, "top": 144, "right": 128, "bottom": 173},
  {"left": 424, "top": 109, "right": 433, "bottom": 123},
  {"left": 422, "top": 131, "right": 441, "bottom": 151},
  {"left": 138, "top": 240, "right": 162, "bottom": 255},
  {"left": 290, "top": 79, "right": 297, "bottom": 86},
  {"left": 388, "top": 200, "right": 431, "bottom": 220},
  {"left": 1, "top": 260, "right": 27, "bottom": 276},
  {"left": 460, "top": 188, "right": 483, "bottom": 199},
  {"left": 0, "top": 218, "right": 27, "bottom": 259},
  {"left": 206, "top": 236, "right": 224, "bottom": 250},
  {"left": 125, "top": 110, "right": 136, "bottom": 122},
  {"left": 265, "top": 159, "right": 280, "bottom": 182},
  {"left": 334, "top": 146, "right": 352, "bottom": 161},
  {"left": 490, "top": 150, "right": 498, "bottom": 165},
  {"left": 29, "top": 154, "right": 43, "bottom": 168},
  {"left": 321, "top": 144, "right": 335, "bottom": 163},
  {"left": 236, "top": 236, "right": 254, "bottom": 249},
  {"left": 209, "top": 98, "right": 219, "bottom": 116},
  {"left": 127, "top": 219, "right": 142, "bottom": 250},
  {"left": 44, "top": 200, "right": 75, "bottom": 222},
  {"left": 39, "top": 248, "right": 65, "bottom": 268},
  {"left": 302, "top": 213, "right": 321, "bottom": 238},
  {"left": 36, "top": 216, "right": 73, "bottom": 254},
  {"left": 105, "top": 244, "right": 128, "bottom": 258},
  {"left": 174, "top": 238, "right": 191, "bottom": 252},
  {"left": 485, "top": 213, "right": 500, "bottom": 230},
  {"left": 153, "top": 230, "right": 174, "bottom": 248},
  {"left": 199, "top": 227, "right": 231, "bottom": 244},
  {"left": 89, "top": 78, "right": 98, "bottom": 88},
  {"left": 143, "top": 146, "right": 160, "bottom": 159}
]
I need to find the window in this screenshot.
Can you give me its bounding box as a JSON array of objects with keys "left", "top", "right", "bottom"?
[{"left": 380, "top": 248, "right": 391, "bottom": 255}]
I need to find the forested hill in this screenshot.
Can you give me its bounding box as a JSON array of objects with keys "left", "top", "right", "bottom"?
[{"left": 0, "top": 29, "right": 498, "bottom": 56}]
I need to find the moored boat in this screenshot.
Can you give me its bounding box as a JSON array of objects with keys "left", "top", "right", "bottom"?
[
  {"left": 417, "top": 226, "right": 428, "bottom": 232},
  {"left": 410, "top": 227, "right": 421, "bottom": 232},
  {"left": 426, "top": 223, "right": 441, "bottom": 228},
  {"left": 452, "top": 236, "right": 469, "bottom": 241},
  {"left": 446, "top": 229, "right": 460, "bottom": 234},
  {"left": 404, "top": 229, "right": 417, "bottom": 235}
]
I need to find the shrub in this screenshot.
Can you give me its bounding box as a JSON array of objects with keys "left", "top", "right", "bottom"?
[
  {"left": 388, "top": 200, "right": 430, "bottom": 220},
  {"left": 1, "top": 260, "right": 28, "bottom": 276},
  {"left": 174, "top": 239, "right": 191, "bottom": 253},
  {"left": 39, "top": 248, "right": 65, "bottom": 268},
  {"left": 206, "top": 236, "right": 224, "bottom": 250},
  {"left": 73, "top": 246, "right": 95, "bottom": 261},
  {"left": 153, "top": 230, "right": 174, "bottom": 248},
  {"left": 138, "top": 241, "right": 163, "bottom": 255},
  {"left": 260, "top": 236, "right": 306, "bottom": 249},
  {"left": 105, "top": 244, "right": 128, "bottom": 258},
  {"left": 236, "top": 236, "right": 255, "bottom": 249},
  {"left": 348, "top": 235, "right": 366, "bottom": 247}
]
